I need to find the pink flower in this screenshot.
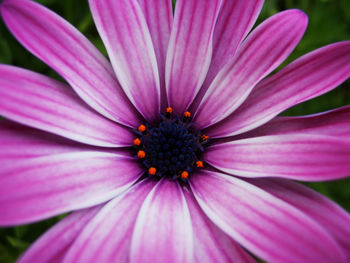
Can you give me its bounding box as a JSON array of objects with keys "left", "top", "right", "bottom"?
[{"left": 0, "top": 0, "right": 349, "bottom": 262}]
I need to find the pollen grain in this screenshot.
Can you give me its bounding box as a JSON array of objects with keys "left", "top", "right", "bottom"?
[
  {"left": 181, "top": 171, "right": 189, "bottom": 179},
  {"left": 133, "top": 138, "right": 141, "bottom": 146},
  {"left": 137, "top": 150, "right": 146, "bottom": 159},
  {"left": 138, "top": 124, "right": 146, "bottom": 133},
  {"left": 201, "top": 134, "right": 209, "bottom": 141},
  {"left": 166, "top": 107, "right": 173, "bottom": 114},
  {"left": 184, "top": 111, "right": 191, "bottom": 118},
  {"left": 196, "top": 161, "right": 204, "bottom": 168},
  {"left": 148, "top": 167, "right": 157, "bottom": 175}
]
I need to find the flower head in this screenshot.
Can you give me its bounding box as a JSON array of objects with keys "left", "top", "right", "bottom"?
[{"left": 0, "top": 0, "right": 350, "bottom": 262}]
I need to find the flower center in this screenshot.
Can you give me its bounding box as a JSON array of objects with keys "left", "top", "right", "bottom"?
[{"left": 133, "top": 107, "right": 209, "bottom": 181}]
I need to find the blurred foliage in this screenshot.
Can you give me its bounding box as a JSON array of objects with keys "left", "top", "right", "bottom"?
[
  {"left": 0, "top": 216, "right": 65, "bottom": 262},
  {"left": 0, "top": 0, "right": 349, "bottom": 262}
]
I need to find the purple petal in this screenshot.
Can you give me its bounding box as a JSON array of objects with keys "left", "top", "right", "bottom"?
[
  {"left": 184, "top": 189, "right": 256, "bottom": 263},
  {"left": 207, "top": 41, "right": 350, "bottom": 138},
  {"left": 205, "top": 134, "right": 350, "bottom": 181},
  {"left": 130, "top": 179, "right": 193, "bottom": 263},
  {"left": 138, "top": 0, "right": 173, "bottom": 109},
  {"left": 19, "top": 205, "right": 102, "bottom": 263},
  {"left": 0, "top": 151, "right": 142, "bottom": 225},
  {"left": 166, "top": 0, "right": 222, "bottom": 114},
  {"left": 63, "top": 181, "right": 155, "bottom": 263},
  {"left": 0, "top": 65, "right": 133, "bottom": 147},
  {"left": 190, "top": 171, "right": 347, "bottom": 263},
  {"left": 249, "top": 178, "right": 350, "bottom": 261},
  {"left": 194, "top": 10, "right": 308, "bottom": 129},
  {"left": 190, "top": 0, "right": 264, "bottom": 112},
  {"left": 239, "top": 106, "right": 350, "bottom": 139},
  {"left": 210, "top": 0, "right": 264, "bottom": 81},
  {"left": 0, "top": 119, "right": 91, "bottom": 169},
  {"left": 0, "top": 0, "right": 141, "bottom": 127},
  {"left": 89, "top": 0, "right": 160, "bottom": 121}
]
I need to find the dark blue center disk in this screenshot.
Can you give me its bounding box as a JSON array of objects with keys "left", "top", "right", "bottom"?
[{"left": 135, "top": 111, "right": 207, "bottom": 180}]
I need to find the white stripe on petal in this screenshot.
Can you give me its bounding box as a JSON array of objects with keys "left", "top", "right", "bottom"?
[
  {"left": 0, "top": 151, "right": 142, "bottom": 225},
  {"left": 190, "top": 171, "right": 347, "bottom": 263},
  {"left": 205, "top": 134, "right": 350, "bottom": 181},
  {"left": 207, "top": 41, "right": 350, "bottom": 138},
  {"left": 0, "top": 0, "right": 141, "bottom": 127},
  {"left": 166, "top": 0, "right": 222, "bottom": 114},
  {"left": 89, "top": 0, "right": 160, "bottom": 122},
  {"left": 195, "top": 10, "right": 308, "bottom": 128},
  {"left": 130, "top": 179, "right": 194, "bottom": 263},
  {"left": 0, "top": 65, "right": 133, "bottom": 147}
]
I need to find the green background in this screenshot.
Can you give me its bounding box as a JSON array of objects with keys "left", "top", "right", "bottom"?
[{"left": 0, "top": 0, "right": 349, "bottom": 262}]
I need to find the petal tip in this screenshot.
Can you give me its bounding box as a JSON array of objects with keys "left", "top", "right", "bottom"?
[{"left": 289, "top": 8, "right": 309, "bottom": 24}]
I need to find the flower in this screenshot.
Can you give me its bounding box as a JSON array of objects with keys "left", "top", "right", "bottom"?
[{"left": 0, "top": 0, "right": 349, "bottom": 262}]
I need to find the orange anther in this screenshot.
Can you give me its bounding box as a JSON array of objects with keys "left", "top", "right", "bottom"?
[
  {"left": 137, "top": 150, "right": 146, "bottom": 159},
  {"left": 196, "top": 161, "right": 204, "bottom": 168},
  {"left": 181, "top": 171, "right": 189, "bottom": 179},
  {"left": 184, "top": 111, "right": 191, "bottom": 118},
  {"left": 166, "top": 107, "right": 173, "bottom": 114},
  {"left": 201, "top": 134, "right": 209, "bottom": 141},
  {"left": 138, "top": 124, "right": 146, "bottom": 132},
  {"left": 148, "top": 167, "right": 157, "bottom": 175},
  {"left": 133, "top": 138, "right": 141, "bottom": 146}
]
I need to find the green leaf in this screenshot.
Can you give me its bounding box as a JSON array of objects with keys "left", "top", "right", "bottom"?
[
  {"left": 6, "top": 236, "right": 29, "bottom": 250},
  {"left": 0, "top": 41, "right": 12, "bottom": 64}
]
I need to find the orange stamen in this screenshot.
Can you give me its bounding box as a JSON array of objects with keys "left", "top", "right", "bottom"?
[
  {"left": 196, "top": 161, "right": 204, "bottom": 168},
  {"left": 181, "top": 171, "right": 189, "bottom": 179},
  {"left": 138, "top": 124, "right": 146, "bottom": 132},
  {"left": 184, "top": 111, "right": 191, "bottom": 118},
  {"left": 133, "top": 138, "right": 141, "bottom": 146},
  {"left": 148, "top": 167, "right": 157, "bottom": 175},
  {"left": 166, "top": 107, "right": 173, "bottom": 114},
  {"left": 201, "top": 134, "right": 209, "bottom": 141},
  {"left": 137, "top": 150, "right": 146, "bottom": 159}
]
